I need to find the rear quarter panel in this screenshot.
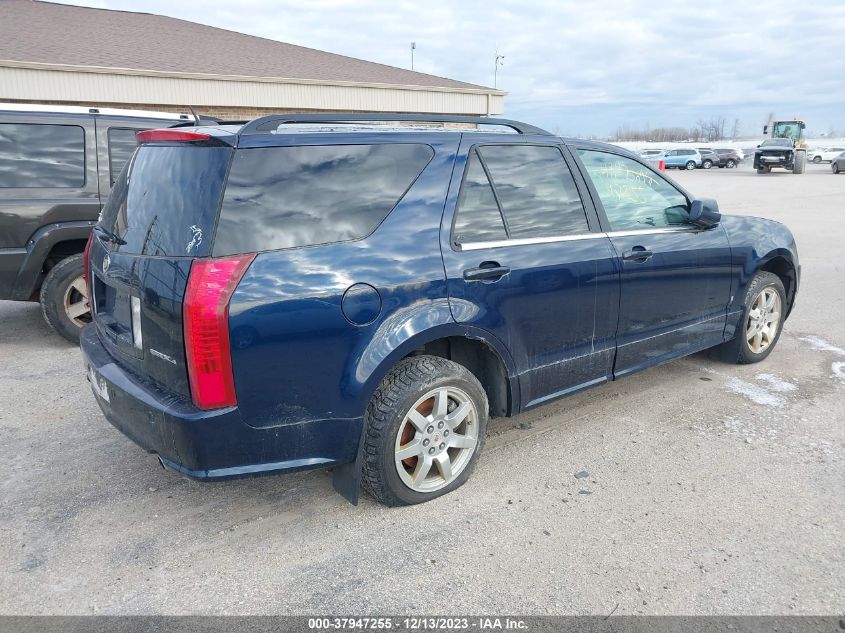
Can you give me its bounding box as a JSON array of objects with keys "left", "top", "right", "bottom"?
[{"left": 227, "top": 135, "right": 469, "bottom": 429}]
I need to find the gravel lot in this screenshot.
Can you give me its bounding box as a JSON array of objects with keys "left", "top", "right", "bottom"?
[{"left": 1, "top": 161, "right": 843, "bottom": 615}]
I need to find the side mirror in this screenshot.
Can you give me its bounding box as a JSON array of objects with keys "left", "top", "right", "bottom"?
[
  {"left": 763, "top": 125, "right": 769, "bottom": 134},
  {"left": 689, "top": 198, "right": 721, "bottom": 228}
]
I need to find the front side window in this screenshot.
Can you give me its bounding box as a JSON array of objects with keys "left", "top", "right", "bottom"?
[
  {"left": 214, "top": 144, "right": 433, "bottom": 255},
  {"left": 107, "top": 128, "right": 140, "bottom": 184},
  {"left": 0, "top": 123, "right": 85, "bottom": 188},
  {"left": 452, "top": 144, "right": 588, "bottom": 245},
  {"left": 577, "top": 150, "right": 690, "bottom": 231}
]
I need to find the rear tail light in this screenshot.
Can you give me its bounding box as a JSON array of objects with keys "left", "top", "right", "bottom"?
[
  {"left": 136, "top": 129, "right": 211, "bottom": 143},
  {"left": 183, "top": 254, "right": 255, "bottom": 410},
  {"left": 83, "top": 232, "right": 94, "bottom": 298}
]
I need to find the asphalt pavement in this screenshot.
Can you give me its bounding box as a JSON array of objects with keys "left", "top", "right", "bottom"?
[{"left": 1, "top": 161, "right": 842, "bottom": 615}]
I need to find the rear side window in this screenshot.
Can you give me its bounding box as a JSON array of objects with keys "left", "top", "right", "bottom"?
[
  {"left": 213, "top": 144, "right": 434, "bottom": 255},
  {"left": 452, "top": 144, "right": 589, "bottom": 245},
  {"left": 100, "top": 145, "right": 232, "bottom": 257},
  {"left": 452, "top": 150, "right": 508, "bottom": 243},
  {"left": 107, "top": 128, "right": 140, "bottom": 184},
  {"left": 0, "top": 123, "right": 85, "bottom": 188}
]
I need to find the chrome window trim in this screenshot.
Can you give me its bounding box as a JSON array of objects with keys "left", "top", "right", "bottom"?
[
  {"left": 604, "top": 226, "right": 695, "bottom": 238},
  {"left": 458, "top": 225, "right": 697, "bottom": 250},
  {"left": 459, "top": 233, "right": 605, "bottom": 251}
]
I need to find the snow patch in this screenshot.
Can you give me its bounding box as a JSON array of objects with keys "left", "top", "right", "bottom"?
[
  {"left": 799, "top": 335, "right": 845, "bottom": 357},
  {"left": 755, "top": 373, "right": 798, "bottom": 392},
  {"left": 832, "top": 362, "right": 845, "bottom": 385},
  {"left": 724, "top": 376, "right": 785, "bottom": 406}
]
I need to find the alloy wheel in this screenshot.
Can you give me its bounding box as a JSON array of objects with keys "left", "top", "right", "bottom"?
[
  {"left": 394, "top": 386, "right": 479, "bottom": 493},
  {"left": 63, "top": 274, "right": 91, "bottom": 328},
  {"left": 746, "top": 287, "right": 781, "bottom": 354}
]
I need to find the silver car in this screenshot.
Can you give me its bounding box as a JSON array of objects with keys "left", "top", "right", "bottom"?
[{"left": 832, "top": 151, "right": 845, "bottom": 174}]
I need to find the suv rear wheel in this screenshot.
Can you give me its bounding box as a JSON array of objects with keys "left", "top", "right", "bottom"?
[
  {"left": 40, "top": 254, "right": 90, "bottom": 344},
  {"left": 813, "top": 155, "right": 821, "bottom": 163},
  {"left": 726, "top": 159, "right": 736, "bottom": 168},
  {"left": 362, "top": 355, "right": 488, "bottom": 506},
  {"left": 685, "top": 160, "right": 696, "bottom": 170}
]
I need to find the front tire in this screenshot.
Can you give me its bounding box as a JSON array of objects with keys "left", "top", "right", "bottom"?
[
  {"left": 726, "top": 159, "right": 736, "bottom": 168},
  {"left": 716, "top": 271, "right": 786, "bottom": 364},
  {"left": 702, "top": 160, "right": 713, "bottom": 169},
  {"left": 685, "top": 161, "right": 696, "bottom": 170},
  {"left": 362, "top": 355, "right": 488, "bottom": 506},
  {"left": 813, "top": 156, "right": 821, "bottom": 163},
  {"left": 834, "top": 164, "right": 841, "bottom": 174},
  {"left": 40, "top": 254, "right": 90, "bottom": 344}
]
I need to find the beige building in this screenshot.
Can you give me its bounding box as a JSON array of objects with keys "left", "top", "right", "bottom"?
[{"left": 0, "top": 0, "right": 505, "bottom": 119}]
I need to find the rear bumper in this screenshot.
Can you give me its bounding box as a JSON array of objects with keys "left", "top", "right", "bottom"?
[{"left": 80, "top": 324, "right": 362, "bottom": 480}]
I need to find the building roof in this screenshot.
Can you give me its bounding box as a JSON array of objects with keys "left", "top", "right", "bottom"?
[{"left": 0, "top": 0, "right": 493, "bottom": 92}]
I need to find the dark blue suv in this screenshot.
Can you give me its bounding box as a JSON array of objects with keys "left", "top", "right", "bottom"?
[{"left": 80, "top": 114, "right": 799, "bottom": 506}]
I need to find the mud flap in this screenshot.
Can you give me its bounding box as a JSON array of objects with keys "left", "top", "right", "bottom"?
[{"left": 331, "top": 419, "right": 368, "bottom": 505}]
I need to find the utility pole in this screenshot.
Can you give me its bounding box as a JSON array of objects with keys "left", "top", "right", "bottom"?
[
  {"left": 494, "top": 52, "right": 505, "bottom": 89},
  {"left": 411, "top": 42, "right": 416, "bottom": 71}
]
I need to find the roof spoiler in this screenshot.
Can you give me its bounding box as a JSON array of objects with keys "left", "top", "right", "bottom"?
[{"left": 238, "top": 112, "right": 552, "bottom": 136}]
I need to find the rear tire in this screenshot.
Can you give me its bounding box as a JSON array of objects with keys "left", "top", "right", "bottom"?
[
  {"left": 702, "top": 160, "right": 713, "bottom": 169},
  {"left": 813, "top": 156, "right": 821, "bottom": 163},
  {"left": 362, "top": 355, "right": 488, "bottom": 507},
  {"left": 40, "top": 254, "right": 89, "bottom": 344},
  {"left": 685, "top": 161, "right": 696, "bottom": 170},
  {"left": 834, "top": 164, "right": 841, "bottom": 174},
  {"left": 757, "top": 166, "right": 771, "bottom": 174},
  {"left": 726, "top": 159, "right": 736, "bottom": 168},
  {"left": 714, "top": 271, "right": 786, "bottom": 365}
]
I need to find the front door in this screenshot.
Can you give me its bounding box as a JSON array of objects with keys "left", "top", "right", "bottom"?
[
  {"left": 573, "top": 147, "right": 733, "bottom": 377},
  {"left": 441, "top": 139, "right": 619, "bottom": 409}
]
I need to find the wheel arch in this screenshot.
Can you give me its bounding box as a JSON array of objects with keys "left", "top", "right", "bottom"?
[
  {"left": 11, "top": 221, "right": 95, "bottom": 300},
  {"left": 354, "top": 319, "right": 520, "bottom": 419},
  {"left": 757, "top": 253, "right": 798, "bottom": 318}
]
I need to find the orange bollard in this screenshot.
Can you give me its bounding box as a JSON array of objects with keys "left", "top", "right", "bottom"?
[{"left": 658, "top": 159, "right": 666, "bottom": 171}]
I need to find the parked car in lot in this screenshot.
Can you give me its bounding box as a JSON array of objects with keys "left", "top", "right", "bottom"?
[
  {"left": 0, "top": 103, "right": 193, "bottom": 342},
  {"left": 697, "top": 148, "right": 721, "bottom": 169},
  {"left": 662, "top": 148, "right": 701, "bottom": 170},
  {"left": 712, "top": 148, "right": 742, "bottom": 168},
  {"left": 808, "top": 146, "right": 845, "bottom": 163},
  {"left": 639, "top": 149, "right": 664, "bottom": 158},
  {"left": 81, "top": 113, "right": 800, "bottom": 507},
  {"left": 831, "top": 151, "right": 845, "bottom": 174}
]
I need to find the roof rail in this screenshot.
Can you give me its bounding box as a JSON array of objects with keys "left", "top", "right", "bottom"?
[{"left": 238, "top": 113, "right": 551, "bottom": 136}]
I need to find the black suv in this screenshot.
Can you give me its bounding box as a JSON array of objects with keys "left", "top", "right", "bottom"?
[{"left": 0, "top": 104, "right": 193, "bottom": 342}]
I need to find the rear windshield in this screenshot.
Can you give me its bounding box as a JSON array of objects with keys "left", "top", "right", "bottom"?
[
  {"left": 99, "top": 145, "right": 232, "bottom": 256},
  {"left": 213, "top": 143, "right": 433, "bottom": 256}
]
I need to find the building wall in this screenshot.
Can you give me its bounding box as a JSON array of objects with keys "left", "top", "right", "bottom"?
[
  {"left": 0, "top": 63, "right": 505, "bottom": 116},
  {"left": 2, "top": 99, "right": 332, "bottom": 120}
]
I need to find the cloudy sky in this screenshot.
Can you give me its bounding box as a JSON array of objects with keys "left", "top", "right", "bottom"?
[{"left": 55, "top": 0, "right": 845, "bottom": 137}]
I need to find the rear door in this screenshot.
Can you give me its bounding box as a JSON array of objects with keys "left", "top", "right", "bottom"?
[
  {"left": 573, "top": 146, "right": 733, "bottom": 377},
  {"left": 441, "top": 137, "right": 619, "bottom": 409},
  {"left": 89, "top": 139, "right": 233, "bottom": 397}
]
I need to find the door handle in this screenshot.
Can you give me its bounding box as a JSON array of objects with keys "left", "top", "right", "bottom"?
[
  {"left": 463, "top": 264, "right": 510, "bottom": 282},
  {"left": 622, "top": 247, "right": 653, "bottom": 262}
]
